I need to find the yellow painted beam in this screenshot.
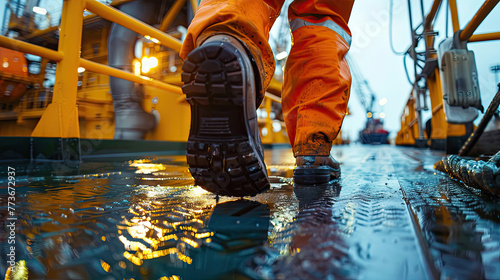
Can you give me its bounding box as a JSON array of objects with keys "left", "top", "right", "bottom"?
[
  {"left": 448, "top": 0, "right": 460, "bottom": 32},
  {"left": 189, "top": 0, "right": 198, "bottom": 15},
  {"left": 32, "top": 0, "right": 85, "bottom": 138},
  {"left": 427, "top": 70, "right": 447, "bottom": 140},
  {"left": 159, "top": 0, "right": 187, "bottom": 32},
  {"left": 460, "top": 0, "right": 500, "bottom": 41},
  {"left": 424, "top": 0, "right": 442, "bottom": 30},
  {"left": 79, "top": 58, "right": 183, "bottom": 95},
  {"left": 85, "top": 0, "right": 182, "bottom": 52},
  {"left": 267, "top": 78, "right": 283, "bottom": 97},
  {"left": 469, "top": 31, "right": 500, "bottom": 42},
  {"left": 0, "top": 35, "right": 63, "bottom": 61},
  {"left": 264, "top": 92, "right": 281, "bottom": 103}
]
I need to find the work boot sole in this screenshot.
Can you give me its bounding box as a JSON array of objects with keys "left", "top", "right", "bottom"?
[
  {"left": 182, "top": 41, "right": 270, "bottom": 197},
  {"left": 293, "top": 166, "right": 340, "bottom": 185}
]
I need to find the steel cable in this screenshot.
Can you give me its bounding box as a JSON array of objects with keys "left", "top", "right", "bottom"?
[{"left": 434, "top": 151, "right": 500, "bottom": 195}]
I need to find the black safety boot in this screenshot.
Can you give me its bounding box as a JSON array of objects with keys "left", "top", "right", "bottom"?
[
  {"left": 293, "top": 155, "right": 341, "bottom": 184},
  {"left": 181, "top": 35, "right": 270, "bottom": 197}
]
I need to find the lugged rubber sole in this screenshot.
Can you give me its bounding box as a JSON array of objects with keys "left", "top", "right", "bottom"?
[{"left": 182, "top": 42, "right": 270, "bottom": 197}]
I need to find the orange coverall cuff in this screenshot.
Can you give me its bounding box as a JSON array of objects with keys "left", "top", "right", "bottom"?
[{"left": 293, "top": 143, "right": 332, "bottom": 157}]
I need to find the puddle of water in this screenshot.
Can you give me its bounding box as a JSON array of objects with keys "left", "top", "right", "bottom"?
[{"left": 1, "top": 145, "right": 499, "bottom": 279}]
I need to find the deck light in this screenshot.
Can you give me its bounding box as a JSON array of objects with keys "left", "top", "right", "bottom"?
[
  {"left": 141, "top": 56, "right": 159, "bottom": 73},
  {"left": 33, "top": 6, "right": 47, "bottom": 15}
]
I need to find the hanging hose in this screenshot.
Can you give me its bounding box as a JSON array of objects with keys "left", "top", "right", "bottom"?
[{"left": 434, "top": 151, "right": 500, "bottom": 195}]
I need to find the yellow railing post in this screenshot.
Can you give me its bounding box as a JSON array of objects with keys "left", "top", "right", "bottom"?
[
  {"left": 427, "top": 70, "right": 447, "bottom": 145},
  {"left": 31, "top": 0, "right": 85, "bottom": 138},
  {"left": 448, "top": 0, "right": 460, "bottom": 33},
  {"left": 262, "top": 97, "right": 273, "bottom": 143}
]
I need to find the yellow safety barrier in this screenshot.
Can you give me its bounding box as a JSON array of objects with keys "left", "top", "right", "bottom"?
[
  {"left": 0, "top": 0, "right": 186, "bottom": 138},
  {"left": 397, "top": 0, "right": 499, "bottom": 150},
  {"left": 0, "top": 36, "right": 63, "bottom": 62},
  {"left": 0, "top": 0, "right": 286, "bottom": 145}
]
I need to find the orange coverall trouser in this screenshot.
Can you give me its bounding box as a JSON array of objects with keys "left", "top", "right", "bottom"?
[{"left": 180, "top": 0, "right": 354, "bottom": 157}]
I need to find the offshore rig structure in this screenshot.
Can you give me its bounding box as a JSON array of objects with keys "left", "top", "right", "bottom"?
[
  {"left": 0, "top": 0, "right": 287, "bottom": 161},
  {"left": 0, "top": 0, "right": 498, "bottom": 160}
]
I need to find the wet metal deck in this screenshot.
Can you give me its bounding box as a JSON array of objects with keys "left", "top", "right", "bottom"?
[{"left": 1, "top": 145, "right": 499, "bottom": 279}]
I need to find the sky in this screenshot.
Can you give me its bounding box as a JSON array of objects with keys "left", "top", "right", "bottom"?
[{"left": 1, "top": 0, "right": 499, "bottom": 141}]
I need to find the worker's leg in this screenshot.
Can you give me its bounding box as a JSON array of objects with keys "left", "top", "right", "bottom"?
[
  {"left": 180, "top": 0, "right": 285, "bottom": 100},
  {"left": 181, "top": 0, "right": 285, "bottom": 196},
  {"left": 282, "top": 0, "right": 354, "bottom": 183}
]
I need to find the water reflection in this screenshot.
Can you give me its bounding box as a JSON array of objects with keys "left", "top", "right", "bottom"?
[
  {"left": 1, "top": 158, "right": 287, "bottom": 280},
  {"left": 9, "top": 145, "right": 497, "bottom": 279},
  {"left": 273, "top": 183, "right": 359, "bottom": 280},
  {"left": 1, "top": 157, "right": 356, "bottom": 280},
  {"left": 118, "top": 199, "right": 271, "bottom": 280}
]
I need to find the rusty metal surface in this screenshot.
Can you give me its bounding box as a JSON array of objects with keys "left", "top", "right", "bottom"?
[{"left": 1, "top": 145, "right": 499, "bottom": 279}]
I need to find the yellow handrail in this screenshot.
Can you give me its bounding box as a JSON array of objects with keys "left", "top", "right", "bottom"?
[
  {"left": 0, "top": 35, "right": 63, "bottom": 61},
  {"left": 469, "top": 31, "right": 500, "bottom": 42},
  {"left": 0, "top": 0, "right": 191, "bottom": 138},
  {"left": 1, "top": 0, "right": 282, "bottom": 141},
  {"left": 85, "top": 0, "right": 182, "bottom": 52},
  {"left": 79, "top": 59, "right": 183, "bottom": 94}
]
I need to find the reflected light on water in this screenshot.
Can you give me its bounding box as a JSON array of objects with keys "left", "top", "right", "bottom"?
[
  {"left": 100, "top": 259, "right": 111, "bottom": 273},
  {"left": 130, "top": 159, "right": 166, "bottom": 174},
  {"left": 5, "top": 260, "right": 28, "bottom": 280},
  {"left": 117, "top": 192, "right": 215, "bottom": 268}
]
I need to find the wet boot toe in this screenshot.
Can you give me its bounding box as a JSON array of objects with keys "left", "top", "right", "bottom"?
[{"left": 293, "top": 155, "right": 341, "bottom": 184}]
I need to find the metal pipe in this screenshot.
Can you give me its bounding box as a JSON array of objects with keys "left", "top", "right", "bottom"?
[
  {"left": 189, "top": 0, "right": 198, "bottom": 15},
  {"left": 448, "top": 0, "right": 460, "bottom": 32},
  {"left": 459, "top": 0, "right": 500, "bottom": 42},
  {"left": 159, "top": 0, "right": 187, "bottom": 32},
  {"left": 406, "top": 0, "right": 426, "bottom": 141},
  {"left": 85, "top": 0, "right": 182, "bottom": 52},
  {"left": 107, "top": 0, "right": 165, "bottom": 140},
  {"left": 431, "top": 104, "right": 443, "bottom": 115},
  {"left": 264, "top": 92, "right": 281, "bottom": 103},
  {"left": 79, "top": 58, "right": 182, "bottom": 95},
  {"left": 0, "top": 35, "right": 64, "bottom": 61},
  {"left": 424, "top": 0, "right": 442, "bottom": 30},
  {"left": 469, "top": 32, "right": 500, "bottom": 43},
  {"left": 459, "top": 84, "right": 500, "bottom": 156}
]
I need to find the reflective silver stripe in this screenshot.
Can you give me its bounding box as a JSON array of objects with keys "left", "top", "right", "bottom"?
[{"left": 290, "top": 18, "right": 352, "bottom": 46}]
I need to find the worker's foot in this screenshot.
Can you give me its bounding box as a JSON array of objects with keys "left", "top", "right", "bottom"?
[
  {"left": 182, "top": 35, "right": 270, "bottom": 197},
  {"left": 293, "top": 155, "right": 341, "bottom": 184}
]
